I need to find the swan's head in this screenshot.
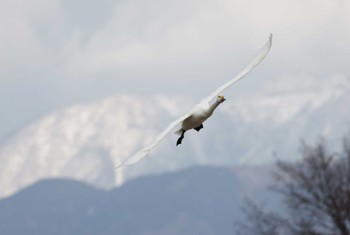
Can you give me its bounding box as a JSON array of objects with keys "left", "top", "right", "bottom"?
[{"left": 217, "top": 95, "right": 226, "bottom": 103}]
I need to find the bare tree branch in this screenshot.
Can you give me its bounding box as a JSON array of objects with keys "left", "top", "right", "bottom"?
[{"left": 237, "top": 135, "right": 350, "bottom": 235}]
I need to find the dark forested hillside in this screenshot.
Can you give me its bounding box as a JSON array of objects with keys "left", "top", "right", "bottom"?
[{"left": 0, "top": 166, "right": 275, "bottom": 235}]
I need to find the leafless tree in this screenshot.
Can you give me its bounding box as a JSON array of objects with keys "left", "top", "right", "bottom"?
[{"left": 237, "top": 136, "right": 350, "bottom": 235}]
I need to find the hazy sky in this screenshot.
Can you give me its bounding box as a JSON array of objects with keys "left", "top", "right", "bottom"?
[{"left": 1, "top": 0, "right": 350, "bottom": 139}]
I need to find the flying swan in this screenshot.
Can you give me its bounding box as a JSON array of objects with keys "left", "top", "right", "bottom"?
[{"left": 116, "top": 34, "right": 273, "bottom": 168}]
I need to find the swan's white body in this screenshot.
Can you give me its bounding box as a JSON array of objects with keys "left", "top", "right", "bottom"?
[
  {"left": 116, "top": 34, "right": 273, "bottom": 168},
  {"left": 179, "top": 98, "right": 223, "bottom": 132}
]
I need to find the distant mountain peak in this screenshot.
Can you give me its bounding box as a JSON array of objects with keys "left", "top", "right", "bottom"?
[{"left": 0, "top": 89, "right": 349, "bottom": 198}]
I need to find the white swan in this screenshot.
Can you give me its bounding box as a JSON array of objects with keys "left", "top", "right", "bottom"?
[{"left": 116, "top": 34, "right": 273, "bottom": 168}]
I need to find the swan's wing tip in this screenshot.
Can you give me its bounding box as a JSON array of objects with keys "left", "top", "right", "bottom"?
[
  {"left": 114, "top": 149, "right": 149, "bottom": 170},
  {"left": 115, "top": 164, "right": 125, "bottom": 169},
  {"left": 268, "top": 34, "right": 273, "bottom": 47}
]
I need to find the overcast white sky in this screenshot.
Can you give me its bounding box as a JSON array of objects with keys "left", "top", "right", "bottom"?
[{"left": 1, "top": 0, "right": 350, "bottom": 139}]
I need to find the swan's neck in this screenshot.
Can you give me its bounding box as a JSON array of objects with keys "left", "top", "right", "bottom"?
[{"left": 207, "top": 100, "right": 222, "bottom": 114}]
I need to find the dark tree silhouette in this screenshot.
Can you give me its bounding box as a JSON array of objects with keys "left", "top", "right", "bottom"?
[{"left": 237, "top": 137, "right": 350, "bottom": 235}]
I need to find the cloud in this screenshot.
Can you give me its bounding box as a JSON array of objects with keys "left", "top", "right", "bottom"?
[
  {"left": 1, "top": 0, "right": 350, "bottom": 138},
  {"left": 0, "top": 1, "right": 61, "bottom": 72},
  {"left": 2, "top": 0, "right": 350, "bottom": 80},
  {"left": 65, "top": 0, "right": 255, "bottom": 73},
  {"left": 61, "top": 0, "right": 350, "bottom": 76}
]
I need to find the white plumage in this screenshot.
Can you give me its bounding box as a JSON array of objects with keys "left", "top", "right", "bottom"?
[{"left": 116, "top": 34, "right": 273, "bottom": 168}]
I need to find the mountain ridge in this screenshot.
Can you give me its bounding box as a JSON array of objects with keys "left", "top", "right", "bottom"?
[
  {"left": 0, "top": 165, "right": 274, "bottom": 235},
  {"left": 0, "top": 76, "right": 349, "bottom": 198}
]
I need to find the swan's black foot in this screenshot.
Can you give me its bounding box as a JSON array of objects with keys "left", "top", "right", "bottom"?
[
  {"left": 176, "top": 130, "right": 186, "bottom": 146},
  {"left": 194, "top": 124, "right": 203, "bottom": 132}
]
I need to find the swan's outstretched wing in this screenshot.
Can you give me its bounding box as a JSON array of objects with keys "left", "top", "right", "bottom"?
[
  {"left": 201, "top": 34, "right": 272, "bottom": 104},
  {"left": 116, "top": 34, "right": 272, "bottom": 168},
  {"left": 116, "top": 113, "right": 191, "bottom": 168}
]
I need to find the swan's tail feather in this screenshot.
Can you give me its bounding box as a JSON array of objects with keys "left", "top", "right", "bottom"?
[{"left": 174, "top": 128, "right": 184, "bottom": 136}]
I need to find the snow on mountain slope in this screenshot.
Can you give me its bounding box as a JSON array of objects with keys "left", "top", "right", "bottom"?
[
  {"left": 0, "top": 75, "right": 349, "bottom": 198},
  {"left": 0, "top": 95, "right": 192, "bottom": 198}
]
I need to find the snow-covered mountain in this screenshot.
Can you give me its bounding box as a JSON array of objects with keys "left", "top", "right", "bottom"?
[{"left": 0, "top": 75, "right": 349, "bottom": 198}]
